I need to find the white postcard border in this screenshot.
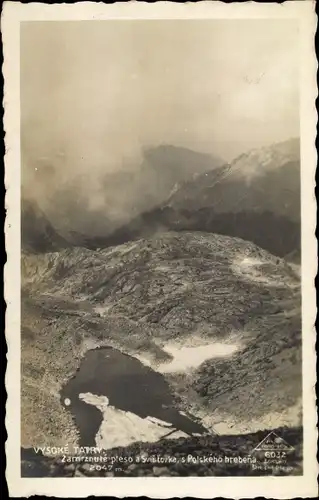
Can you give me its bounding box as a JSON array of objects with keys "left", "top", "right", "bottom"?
[{"left": 3, "top": 1, "right": 318, "bottom": 497}]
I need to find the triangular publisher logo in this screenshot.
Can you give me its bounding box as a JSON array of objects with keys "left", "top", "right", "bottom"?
[{"left": 252, "top": 431, "right": 295, "bottom": 453}]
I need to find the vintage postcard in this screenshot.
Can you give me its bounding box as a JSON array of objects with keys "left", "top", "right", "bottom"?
[{"left": 3, "top": 1, "right": 318, "bottom": 498}]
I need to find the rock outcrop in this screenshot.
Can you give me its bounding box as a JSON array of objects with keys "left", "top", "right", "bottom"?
[{"left": 21, "top": 232, "right": 301, "bottom": 449}]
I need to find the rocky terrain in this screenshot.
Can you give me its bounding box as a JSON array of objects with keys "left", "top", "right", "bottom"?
[
  {"left": 97, "top": 139, "right": 300, "bottom": 260},
  {"left": 20, "top": 137, "right": 302, "bottom": 476},
  {"left": 21, "top": 232, "right": 301, "bottom": 450},
  {"left": 21, "top": 425, "right": 302, "bottom": 477}
]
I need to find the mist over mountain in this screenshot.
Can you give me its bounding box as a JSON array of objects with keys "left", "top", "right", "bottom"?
[
  {"left": 22, "top": 138, "right": 300, "bottom": 260},
  {"left": 21, "top": 19, "right": 299, "bottom": 247},
  {"left": 92, "top": 138, "right": 300, "bottom": 261},
  {"left": 22, "top": 144, "right": 223, "bottom": 248}
]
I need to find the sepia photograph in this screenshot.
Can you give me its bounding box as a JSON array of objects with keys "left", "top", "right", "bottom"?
[{"left": 3, "top": 1, "right": 317, "bottom": 498}]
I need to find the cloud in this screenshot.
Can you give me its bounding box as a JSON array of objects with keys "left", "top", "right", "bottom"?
[{"left": 20, "top": 19, "right": 299, "bottom": 226}]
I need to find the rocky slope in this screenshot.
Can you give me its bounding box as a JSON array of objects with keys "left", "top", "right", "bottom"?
[
  {"left": 167, "top": 138, "right": 300, "bottom": 212},
  {"left": 21, "top": 198, "right": 71, "bottom": 254},
  {"left": 21, "top": 425, "right": 302, "bottom": 477},
  {"left": 99, "top": 139, "right": 300, "bottom": 260},
  {"left": 21, "top": 232, "right": 301, "bottom": 449}
]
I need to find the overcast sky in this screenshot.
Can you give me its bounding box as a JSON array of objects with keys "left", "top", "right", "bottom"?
[{"left": 21, "top": 19, "right": 299, "bottom": 187}]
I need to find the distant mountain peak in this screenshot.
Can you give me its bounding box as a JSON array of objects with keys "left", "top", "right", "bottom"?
[{"left": 230, "top": 137, "right": 300, "bottom": 179}]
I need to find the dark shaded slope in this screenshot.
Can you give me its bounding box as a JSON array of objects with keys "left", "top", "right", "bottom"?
[
  {"left": 91, "top": 151, "right": 300, "bottom": 260},
  {"left": 142, "top": 144, "right": 222, "bottom": 184},
  {"left": 21, "top": 199, "right": 72, "bottom": 253},
  {"left": 167, "top": 160, "right": 300, "bottom": 221},
  {"left": 86, "top": 204, "right": 299, "bottom": 259}
]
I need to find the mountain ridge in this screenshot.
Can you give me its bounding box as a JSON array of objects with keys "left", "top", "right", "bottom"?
[
  {"left": 21, "top": 231, "right": 301, "bottom": 448},
  {"left": 21, "top": 138, "right": 300, "bottom": 260},
  {"left": 81, "top": 138, "right": 300, "bottom": 260}
]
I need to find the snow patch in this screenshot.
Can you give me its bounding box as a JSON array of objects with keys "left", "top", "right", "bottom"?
[
  {"left": 94, "top": 304, "right": 112, "bottom": 316},
  {"left": 156, "top": 343, "right": 240, "bottom": 373},
  {"left": 78, "top": 392, "right": 189, "bottom": 450},
  {"left": 239, "top": 257, "right": 264, "bottom": 268},
  {"left": 146, "top": 416, "right": 172, "bottom": 427},
  {"left": 231, "top": 255, "right": 293, "bottom": 288}
]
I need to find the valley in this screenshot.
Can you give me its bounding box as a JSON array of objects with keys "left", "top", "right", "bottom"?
[
  {"left": 21, "top": 231, "right": 301, "bottom": 460},
  {"left": 20, "top": 138, "right": 302, "bottom": 477}
]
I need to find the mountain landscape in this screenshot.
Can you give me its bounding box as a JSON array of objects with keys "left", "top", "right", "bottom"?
[
  {"left": 20, "top": 138, "right": 302, "bottom": 477},
  {"left": 94, "top": 138, "right": 300, "bottom": 261},
  {"left": 23, "top": 139, "right": 301, "bottom": 263},
  {"left": 12, "top": 11, "right": 314, "bottom": 488},
  {"left": 21, "top": 230, "right": 301, "bottom": 472},
  {"left": 28, "top": 145, "right": 223, "bottom": 246}
]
